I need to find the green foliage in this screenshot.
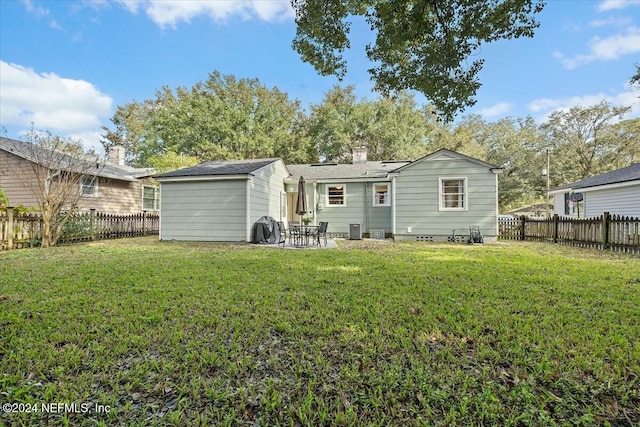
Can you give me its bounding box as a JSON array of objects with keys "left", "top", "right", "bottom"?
[
  {"left": 1, "top": 239, "right": 638, "bottom": 425},
  {"left": 0, "top": 186, "right": 8, "bottom": 208},
  {"left": 631, "top": 64, "right": 640, "bottom": 89},
  {"left": 100, "top": 67, "right": 639, "bottom": 211},
  {"left": 307, "top": 86, "right": 431, "bottom": 162},
  {"left": 540, "top": 101, "right": 632, "bottom": 182},
  {"left": 147, "top": 151, "right": 199, "bottom": 174},
  {"left": 102, "top": 71, "right": 316, "bottom": 166},
  {"left": 59, "top": 213, "right": 96, "bottom": 240},
  {"left": 292, "top": 0, "right": 545, "bottom": 121}
]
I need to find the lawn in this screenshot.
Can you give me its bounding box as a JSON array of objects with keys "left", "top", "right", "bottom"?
[{"left": 1, "top": 238, "right": 638, "bottom": 426}]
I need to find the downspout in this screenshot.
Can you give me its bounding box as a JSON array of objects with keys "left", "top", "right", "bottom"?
[
  {"left": 313, "top": 182, "right": 317, "bottom": 225},
  {"left": 364, "top": 182, "right": 369, "bottom": 234},
  {"left": 391, "top": 176, "right": 397, "bottom": 237},
  {"left": 158, "top": 183, "right": 162, "bottom": 241},
  {"left": 246, "top": 177, "right": 252, "bottom": 242}
]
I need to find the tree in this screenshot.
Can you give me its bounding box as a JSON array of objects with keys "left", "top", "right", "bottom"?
[
  {"left": 102, "top": 72, "right": 315, "bottom": 166},
  {"left": 540, "top": 101, "right": 632, "bottom": 183},
  {"left": 291, "top": 0, "right": 545, "bottom": 121},
  {"left": 631, "top": 64, "right": 640, "bottom": 90},
  {"left": 307, "top": 85, "right": 430, "bottom": 162},
  {"left": 11, "top": 131, "right": 103, "bottom": 247},
  {"left": 101, "top": 100, "right": 158, "bottom": 167},
  {"left": 599, "top": 118, "right": 640, "bottom": 168}
]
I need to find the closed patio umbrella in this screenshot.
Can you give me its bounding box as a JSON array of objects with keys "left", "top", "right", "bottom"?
[{"left": 295, "top": 176, "right": 307, "bottom": 219}]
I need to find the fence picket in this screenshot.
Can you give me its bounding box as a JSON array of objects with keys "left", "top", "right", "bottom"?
[
  {"left": 499, "top": 212, "right": 639, "bottom": 255},
  {"left": 0, "top": 210, "right": 159, "bottom": 250}
]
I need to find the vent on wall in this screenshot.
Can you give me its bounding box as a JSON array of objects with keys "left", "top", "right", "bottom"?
[{"left": 415, "top": 236, "right": 434, "bottom": 242}]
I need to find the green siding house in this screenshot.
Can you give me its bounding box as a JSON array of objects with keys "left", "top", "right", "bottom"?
[{"left": 156, "top": 149, "right": 503, "bottom": 242}]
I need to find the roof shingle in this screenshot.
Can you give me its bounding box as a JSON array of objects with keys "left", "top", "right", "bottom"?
[
  {"left": 155, "top": 158, "right": 280, "bottom": 178},
  {"left": 554, "top": 163, "right": 640, "bottom": 190}
]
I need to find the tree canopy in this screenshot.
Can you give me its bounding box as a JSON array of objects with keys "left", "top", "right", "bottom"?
[
  {"left": 101, "top": 70, "right": 638, "bottom": 213},
  {"left": 291, "top": 0, "right": 545, "bottom": 121}
]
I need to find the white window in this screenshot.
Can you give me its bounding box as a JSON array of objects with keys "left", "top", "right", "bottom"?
[
  {"left": 373, "top": 183, "right": 391, "bottom": 206},
  {"left": 143, "top": 185, "right": 160, "bottom": 211},
  {"left": 439, "top": 178, "right": 467, "bottom": 211},
  {"left": 80, "top": 176, "right": 98, "bottom": 197},
  {"left": 327, "top": 184, "right": 346, "bottom": 206}
]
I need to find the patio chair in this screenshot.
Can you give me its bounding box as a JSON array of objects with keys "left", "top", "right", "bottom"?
[
  {"left": 276, "top": 221, "right": 287, "bottom": 247},
  {"left": 312, "top": 221, "right": 328, "bottom": 247}
]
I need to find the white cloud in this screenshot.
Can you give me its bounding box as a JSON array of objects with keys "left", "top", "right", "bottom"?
[
  {"left": 554, "top": 26, "right": 640, "bottom": 69},
  {"left": 0, "top": 61, "right": 112, "bottom": 137},
  {"left": 589, "top": 16, "right": 632, "bottom": 28},
  {"left": 22, "top": 0, "right": 64, "bottom": 30},
  {"left": 598, "top": 0, "right": 640, "bottom": 11},
  {"left": 528, "top": 88, "right": 640, "bottom": 122},
  {"left": 21, "top": 0, "right": 50, "bottom": 18},
  {"left": 114, "top": 0, "right": 294, "bottom": 27},
  {"left": 477, "top": 102, "right": 513, "bottom": 117}
]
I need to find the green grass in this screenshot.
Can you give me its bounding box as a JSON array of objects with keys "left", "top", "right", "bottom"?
[{"left": 1, "top": 238, "right": 639, "bottom": 426}]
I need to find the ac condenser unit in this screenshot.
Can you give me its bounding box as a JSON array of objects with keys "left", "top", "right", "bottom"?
[{"left": 349, "top": 223, "right": 362, "bottom": 240}]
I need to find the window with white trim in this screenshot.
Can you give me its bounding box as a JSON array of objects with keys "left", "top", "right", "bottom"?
[
  {"left": 143, "top": 185, "right": 160, "bottom": 211},
  {"left": 439, "top": 178, "right": 467, "bottom": 211},
  {"left": 80, "top": 176, "right": 98, "bottom": 197},
  {"left": 373, "top": 183, "right": 391, "bottom": 206},
  {"left": 327, "top": 184, "right": 346, "bottom": 206}
]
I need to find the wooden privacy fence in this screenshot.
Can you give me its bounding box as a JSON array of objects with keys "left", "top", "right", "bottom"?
[
  {"left": 0, "top": 210, "right": 159, "bottom": 250},
  {"left": 499, "top": 212, "right": 640, "bottom": 254}
]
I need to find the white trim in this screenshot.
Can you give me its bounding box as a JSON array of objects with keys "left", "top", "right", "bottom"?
[
  {"left": 156, "top": 174, "right": 252, "bottom": 183},
  {"left": 372, "top": 183, "right": 391, "bottom": 207},
  {"left": 391, "top": 176, "right": 397, "bottom": 235},
  {"left": 80, "top": 176, "right": 98, "bottom": 198},
  {"left": 438, "top": 177, "right": 468, "bottom": 211},
  {"left": 142, "top": 185, "right": 160, "bottom": 211},
  {"left": 326, "top": 183, "right": 347, "bottom": 207},
  {"left": 246, "top": 178, "right": 251, "bottom": 242}
]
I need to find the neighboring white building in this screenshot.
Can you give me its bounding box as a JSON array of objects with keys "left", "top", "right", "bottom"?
[{"left": 550, "top": 163, "right": 640, "bottom": 218}]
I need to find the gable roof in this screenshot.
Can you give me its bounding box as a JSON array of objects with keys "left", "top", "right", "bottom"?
[
  {"left": 393, "top": 148, "right": 502, "bottom": 172},
  {"left": 286, "top": 160, "right": 410, "bottom": 182},
  {"left": 155, "top": 158, "right": 281, "bottom": 179},
  {"left": 553, "top": 163, "right": 640, "bottom": 191},
  {"left": 0, "top": 137, "right": 154, "bottom": 182}
]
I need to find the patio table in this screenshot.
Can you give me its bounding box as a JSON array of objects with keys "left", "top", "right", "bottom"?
[{"left": 291, "top": 224, "right": 319, "bottom": 247}]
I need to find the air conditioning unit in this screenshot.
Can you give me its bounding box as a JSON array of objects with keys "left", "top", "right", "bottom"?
[{"left": 349, "top": 223, "right": 362, "bottom": 240}]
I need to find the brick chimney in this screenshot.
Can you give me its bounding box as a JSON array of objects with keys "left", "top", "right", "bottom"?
[
  {"left": 107, "top": 145, "right": 126, "bottom": 166},
  {"left": 352, "top": 146, "right": 367, "bottom": 164}
]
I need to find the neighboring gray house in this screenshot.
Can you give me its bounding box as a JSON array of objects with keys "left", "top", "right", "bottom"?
[
  {"left": 550, "top": 163, "right": 640, "bottom": 218},
  {"left": 155, "top": 158, "right": 290, "bottom": 242},
  {"left": 157, "top": 148, "right": 503, "bottom": 242}
]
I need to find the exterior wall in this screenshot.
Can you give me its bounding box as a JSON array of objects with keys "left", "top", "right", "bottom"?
[
  {"left": 315, "top": 181, "right": 393, "bottom": 235},
  {"left": 249, "top": 160, "right": 288, "bottom": 227},
  {"left": 159, "top": 179, "right": 247, "bottom": 242},
  {"left": 0, "top": 150, "right": 38, "bottom": 207},
  {"left": 80, "top": 178, "right": 147, "bottom": 214},
  {"left": 554, "top": 184, "right": 640, "bottom": 218},
  {"left": 317, "top": 182, "right": 365, "bottom": 235},
  {"left": 1, "top": 150, "right": 152, "bottom": 214},
  {"left": 394, "top": 158, "right": 498, "bottom": 238}
]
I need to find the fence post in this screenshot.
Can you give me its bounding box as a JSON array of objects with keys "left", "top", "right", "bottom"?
[
  {"left": 553, "top": 214, "right": 559, "bottom": 243},
  {"left": 142, "top": 211, "right": 147, "bottom": 236},
  {"left": 602, "top": 212, "right": 610, "bottom": 250},
  {"left": 7, "top": 207, "right": 14, "bottom": 250},
  {"left": 520, "top": 215, "right": 526, "bottom": 241}
]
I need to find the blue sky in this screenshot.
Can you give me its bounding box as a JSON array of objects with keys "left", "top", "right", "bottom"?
[{"left": 1, "top": 0, "right": 639, "bottom": 153}]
